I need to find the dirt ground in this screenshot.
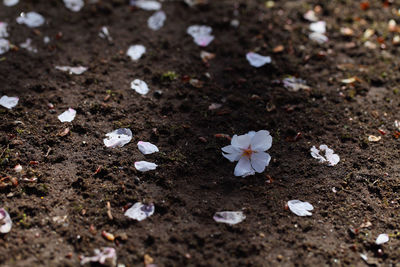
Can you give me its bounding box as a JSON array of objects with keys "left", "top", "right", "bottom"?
[{"left": 0, "top": 0, "right": 400, "bottom": 266}]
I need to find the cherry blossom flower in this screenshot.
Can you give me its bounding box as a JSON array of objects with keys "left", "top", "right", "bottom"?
[{"left": 222, "top": 130, "right": 272, "bottom": 177}]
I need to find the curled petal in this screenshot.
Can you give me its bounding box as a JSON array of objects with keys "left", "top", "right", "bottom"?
[
  {"left": 222, "top": 152, "right": 241, "bottom": 162},
  {"left": 250, "top": 130, "right": 272, "bottom": 152},
  {"left": 231, "top": 134, "right": 251, "bottom": 150},
  {"left": 234, "top": 156, "right": 254, "bottom": 177},
  {"left": 250, "top": 151, "right": 271, "bottom": 173}
]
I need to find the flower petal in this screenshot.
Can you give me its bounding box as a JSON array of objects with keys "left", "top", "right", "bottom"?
[
  {"left": 103, "top": 128, "right": 132, "bottom": 148},
  {"left": 124, "top": 202, "right": 155, "bottom": 221},
  {"left": 58, "top": 108, "right": 76, "bottom": 122},
  {"left": 287, "top": 200, "right": 313, "bottom": 216},
  {"left": 250, "top": 151, "right": 271, "bottom": 173},
  {"left": 134, "top": 161, "right": 157, "bottom": 172},
  {"left": 222, "top": 152, "right": 241, "bottom": 162},
  {"left": 213, "top": 211, "right": 245, "bottom": 225},
  {"left": 250, "top": 130, "right": 272, "bottom": 152},
  {"left": 137, "top": 141, "right": 159, "bottom": 155},
  {"left": 234, "top": 156, "right": 255, "bottom": 177},
  {"left": 222, "top": 145, "right": 241, "bottom": 162},
  {"left": 231, "top": 133, "right": 251, "bottom": 150}
]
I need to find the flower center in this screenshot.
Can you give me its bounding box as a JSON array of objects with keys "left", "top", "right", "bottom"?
[{"left": 242, "top": 148, "right": 253, "bottom": 158}]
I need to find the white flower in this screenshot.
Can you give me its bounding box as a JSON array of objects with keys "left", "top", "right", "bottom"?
[
  {"left": 222, "top": 130, "right": 272, "bottom": 177},
  {"left": 137, "top": 141, "right": 159, "bottom": 155}
]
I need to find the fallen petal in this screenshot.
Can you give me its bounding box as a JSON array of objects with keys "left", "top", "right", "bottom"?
[
  {"left": 213, "top": 211, "right": 245, "bottom": 225},
  {"left": 187, "top": 25, "right": 214, "bottom": 47},
  {"left": 16, "top": 12, "right": 45, "bottom": 28},
  {"left": 0, "top": 95, "right": 18, "bottom": 109},
  {"left": 309, "top": 32, "right": 328, "bottom": 44},
  {"left": 58, "top": 108, "right": 76, "bottom": 122},
  {"left": 104, "top": 128, "right": 132, "bottom": 148},
  {"left": 130, "top": 0, "right": 161, "bottom": 10},
  {"left": 309, "top": 21, "right": 326, "bottom": 33},
  {"left": 246, "top": 52, "right": 271, "bottom": 67},
  {"left": 310, "top": 145, "right": 340, "bottom": 166},
  {"left": 283, "top": 77, "right": 310, "bottom": 92},
  {"left": 135, "top": 161, "right": 157, "bottom": 172},
  {"left": 3, "top": 0, "right": 19, "bottom": 6},
  {"left": 63, "top": 0, "right": 84, "bottom": 12},
  {"left": 80, "top": 247, "right": 116, "bottom": 266},
  {"left": 375, "top": 234, "right": 389, "bottom": 245},
  {"left": 99, "top": 26, "right": 112, "bottom": 42},
  {"left": 287, "top": 200, "right": 313, "bottom": 216},
  {"left": 137, "top": 141, "right": 159, "bottom": 155},
  {"left": 0, "top": 208, "right": 12, "bottom": 234},
  {"left": 303, "top": 10, "right": 318, "bottom": 22},
  {"left": 0, "top": 22, "right": 9, "bottom": 38},
  {"left": 147, "top": 11, "right": 166, "bottom": 31},
  {"left": 55, "top": 66, "right": 87, "bottom": 75},
  {"left": 124, "top": 202, "right": 155, "bottom": 221},
  {"left": 20, "top": 38, "right": 37, "bottom": 53},
  {"left": 368, "top": 135, "right": 381, "bottom": 142},
  {"left": 127, "top": 45, "right": 146, "bottom": 61},
  {"left": 131, "top": 79, "right": 149, "bottom": 95},
  {"left": 0, "top": 38, "right": 9, "bottom": 55}
]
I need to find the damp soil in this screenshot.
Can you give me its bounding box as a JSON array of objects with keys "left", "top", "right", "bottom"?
[{"left": 1, "top": 0, "right": 400, "bottom": 266}]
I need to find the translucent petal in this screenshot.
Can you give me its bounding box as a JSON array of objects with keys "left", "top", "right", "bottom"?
[
  {"left": 222, "top": 152, "right": 241, "bottom": 162},
  {"left": 250, "top": 151, "right": 271, "bottom": 173},
  {"left": 3, "top": 0, "right": 19, "bottom": 6},
  {"left": 309, "top": 21, "right": 326, "bottom": 33},
  {"left": 103, "top": 128, "right": 132, "bottom": 148},
  {"left": 0, "top": 208, "right": 12, "bottom": 233},
  {"left": 134, "top": 161, "right": 157, "bottom": 172},
  {"left": 16, "top": 12, "right": 45, "bottom": 28},
  {"left": 246, "top": 52, "right": 271, "bottom": 68},
  {"left": 213, "top": 211, "right": 245, "bottom": 225},
  {"left": 124, "top": 202, "right": 155, "bottom": 221},
  {"left": 137, "top": 141, "right": 159, "bottom": 155},
  {"left": 0, "top": 95, "right": 18, "bottom": 109},
  {"left": 63, "top": 0, "right": 84, "bottom": 12},
  {"left": 131, "top": 0, "right": 161, "bottom": 10},
  {"left": 287, "top": 200, "right": 313, "bottom": 216},
  {"left": 234, "top": 156, "right": 255, "bottom": 177},
  {"left": 58, "top": 108, "right": 76, "bottom": 122},
  {"left": 147, "top": 11, "right": 166, "bottom": 31},
  {"left": 250, "top": 130, "right": 272, "bottom": 152},
  {"left": 126, "top": 45, "right": 146, "bottom": 61},
  {"left": 55, "top": 66, "right": 87, "bottom": 75},
  {"left": 231, "top": 133, "right": 251, "bottom": 150},
  {"left": 221, "top": 145, "right": 240, "bottom": 154}
]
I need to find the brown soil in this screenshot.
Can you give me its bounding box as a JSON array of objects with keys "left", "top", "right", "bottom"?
[{"left": 1, "top": 0, "right": 400, "bottom": 266}]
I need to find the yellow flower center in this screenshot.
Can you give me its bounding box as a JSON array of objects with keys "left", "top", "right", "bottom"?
[{"left": 242, "top": 148, "right": 253, "bottom": 158}]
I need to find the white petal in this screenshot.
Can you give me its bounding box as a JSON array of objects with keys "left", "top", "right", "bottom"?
[
  {"left": 20, "top": 38, "right": 37, "bottom": 53},
  {"left": 234, "top": 157, "right": 255, "bottom": 177},
  {"left": 193, "top": 35, "right": 214, "bottom": 47},
  {"left": 137, "top": 141, "right": 159, "bottom": 155},
  {"left": 312, "top": 144, "right": 340, "bottom": 166},
  {"left": 283, "top": 77, "right": 310, "bottom": 92},
  {"left": 250, "top": 151, "right": 271, "bottom": 173},
  {"left": 55, "top": 66, "right": 87, "bottom": 75},
  {"left": 222, "top": 151, "right": 241, "bottom": 162},
  {"left": 63, "top": 0, "right": 84, "bottom": 12},
  {"left": 221, "top": 145, "right": 240, "bottom": 154},
  {"left": 0, "top": 95, "right": 18, "bottom": 109},
  {"left": 99, "top": 26, "right": 112, "bottom": 42},
  {"left": 124, "top": 202, "right": 155, "bottom": 221},
  {"left": 288, "top": 200, "right": 313, "bottom": 216},
  {"left": 375, "top": 234, "right": 389, "bottom": 245},
  {"left": 250, "top": 130, "right": 272, "bottom": 152},
  {"left": 80, "top": 247, "right": 116, "bottom": 266},
  {"left": 3, "top": 0, "right": 19, "bottom": 6},
  {"left": 135, "top": 161, "right": 157, "bottom": 172},
  {"left": 0, "top": 38, "right": 10, "bottom": 55},
  {"left": 309, "top": 32, "right": 328, "bottom": 44},
  {"left": 231, "top": 133, "right": 251, "bottom": 150},
  {"left": 246, "top": 52, "right": 271, "bottom": 67},
  {"left": 187, "top": 25, "right": 214, "bottom": 47},
  {"left": 147, "top": 11, "right": 166, "bottom": 31},
  {"left": 309, "top": 21, "right": 326, "bottom": 33},
  {"left": 213, "top": 211, "right": 245, "bottom": 225},
  {"left": 58, "top": 108, "right": 76, "bottom": 122},
  {"left": 0, "top": 22, "right": 9, "bottom": 38},
  {"left": 127, "top": 45, "right": 146, "bottom": 61},
  {"left": 103, "top": 128, "right": 132, "bottom": 148},
  {"left": 131, "top": 0, "right": 161, "bottom": 10},
  {"left": 16, "top": 12, "right": 45, "bottom": 28},
  {"left": 131, "top": 79, "right": 149, "bottom": 95},
  {"left": 310, "top": 146, "right": 327, "bottom": 163},
  {"left": 0, "top": 208, "right": 12, "bottom": 234},
  {"left": 303, "top": 10, "right": 318, "bottom": 22}
]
